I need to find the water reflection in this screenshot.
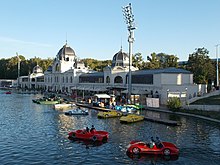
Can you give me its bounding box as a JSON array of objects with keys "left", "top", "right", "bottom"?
[
  {"left": 126, "top": 153, "right": 179, "bottom": 163},
  {"left": 68, "top": 138, "right": 107, "bottom": 149},
  {"left": 0, "top": 91, "right": 220, "bottom": 165}
]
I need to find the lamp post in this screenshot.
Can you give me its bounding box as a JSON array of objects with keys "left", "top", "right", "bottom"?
[
  {"left": 16, "top": 52, "right": 20, "bottom": 89},
  {"left": 122, "top": 3, "right": 136, "bottom": 103},
  {"left": 215, "top": 44, "right": 220, "bottom": 88}
]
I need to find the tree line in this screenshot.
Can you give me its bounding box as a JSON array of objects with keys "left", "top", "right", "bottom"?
[
  {"left": 0, "top": 47, "right": 218, "bottom": 88},
  {"left": 132, "top": 47, "right": 217, "bottom": 86},
  {"left": 0, "top": 55, "right": 53, "bottom": 79}
]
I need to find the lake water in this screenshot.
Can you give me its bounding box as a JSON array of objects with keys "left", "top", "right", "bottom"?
[{"left": 0, "top": 90, "right": 220, "bottom": 165}]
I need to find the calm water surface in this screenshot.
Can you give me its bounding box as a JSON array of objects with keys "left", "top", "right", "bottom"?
[{"left": 0, "top": 90, "right": 220, "bottom": 165}]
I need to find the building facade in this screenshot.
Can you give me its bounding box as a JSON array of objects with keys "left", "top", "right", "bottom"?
[
  {"left": 19, "top": 65, "right": 44, "bottom": 90},
  {"left": 18, "top": 43, "right": 207, "bottom": 105}
]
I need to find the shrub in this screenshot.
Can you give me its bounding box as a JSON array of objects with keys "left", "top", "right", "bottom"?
[{"left": 167, "top": 97, "right": 182, "bottom": 111}]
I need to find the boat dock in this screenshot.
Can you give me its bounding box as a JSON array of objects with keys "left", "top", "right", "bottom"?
[
  {"left": 143, "top": 116, "right": 179, "bottom": 126},
  {"left": 76, "top": 103, "right": 111, "bottom": 111}
]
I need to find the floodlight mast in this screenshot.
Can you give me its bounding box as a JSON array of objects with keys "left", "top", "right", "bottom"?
[
  {"left": 16, "top": 52, "right": 20, "bottom": 88},
  {"left": 216, "top": 44, "right": 220, "bottom": 88},
  {"left": 122, "top": 3, "right": 136, "bottom": 103}
]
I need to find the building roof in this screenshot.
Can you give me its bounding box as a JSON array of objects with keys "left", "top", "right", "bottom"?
[
  {"left": 33, "top": 65, "right": 43, "bottom": 73},
  {"left": 57, "top": 43, "right": 76, "bottom": 59},
  {"left": 111, "top": 48, "right": 129, "bottom": 68},
  {"left": 131, "top": 67, "right": 191, "bottom": 75},
  {"left": 80, "top": 72, "right": 104, "bottom": 77}
]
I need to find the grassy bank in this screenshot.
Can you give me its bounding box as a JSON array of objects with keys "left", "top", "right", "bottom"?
[{"left": 180, "top": 94, "right": 220, "bottom": 120}]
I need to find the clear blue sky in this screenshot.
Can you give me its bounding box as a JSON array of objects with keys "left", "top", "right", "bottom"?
[{"left": 0, "top": 0, "right": 220, "bottom": 61}]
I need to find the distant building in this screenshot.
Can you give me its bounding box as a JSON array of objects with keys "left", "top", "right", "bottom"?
[
  {"left": 19, "top": 42, "right": 93, "bottom": 92},
  {"left": 18, "top": 65, "right": 44, "bottom": 90},
  {"left": 18, "top": 43, "right": 207, "bottom": 105},
  {"left": 0, "top": 79, "right": 15, "bottom": 88},
  {"left": 43, "top": 43, "right": 92, "bottom": 93},
  {"left": 77, "top": 51, "right": 206, "bottom": 105}
]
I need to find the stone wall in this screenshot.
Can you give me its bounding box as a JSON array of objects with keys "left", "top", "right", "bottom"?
[{"left": 182, "top": 105, "right": 220, "bottom": 111}]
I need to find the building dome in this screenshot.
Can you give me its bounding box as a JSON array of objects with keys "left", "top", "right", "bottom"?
[
  {"left": 57, "top": 43, "right": 76, "bottom": 60},
  {"left": 112, "top": 48, "right": 129, "bottom": 67},
  {"left": 33, "top": 65, "right": 43, "bottom": 73}
]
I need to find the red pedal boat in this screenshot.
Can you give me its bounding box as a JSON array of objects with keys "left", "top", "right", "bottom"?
[
  {"left": 127, "top": 140, "right": 179, "bottom": 156},
  {"left": 68, "top": 129, "right": 109, "bottom": 142}
]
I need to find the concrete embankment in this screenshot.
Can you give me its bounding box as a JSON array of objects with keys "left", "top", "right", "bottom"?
[{"left": 146, "top": 107, "right": 220, "bottom": 124}]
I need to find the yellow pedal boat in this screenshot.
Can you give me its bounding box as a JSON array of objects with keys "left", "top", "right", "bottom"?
[
  {"left": 120, "top": 114, "right": 144, "bottom": 123},
  {"left": 97, "top": 111, "right": 123, "bottom": 118}
]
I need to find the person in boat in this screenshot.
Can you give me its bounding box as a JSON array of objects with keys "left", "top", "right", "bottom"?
[
  {"left": 90, "top": 125, "right": 95, "bottom": 132},
  {"left": 86, "top": 127, "right": 90, "bottom": 133},
  {"left": 155, "top": 136, "right": 163, "bottom": 148},
  {"left": 149, "top": 137, "right": 155, "bottom": 148}
]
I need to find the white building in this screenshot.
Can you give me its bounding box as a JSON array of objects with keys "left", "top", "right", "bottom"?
[
  {"left": 77, "top": 49, "right": 206, "bottom": 105},
  {"left": 43, "top": 43, "right": 92, "bottom": 93},
  {"left": 18, "top": 43, "right": 207, "bottom": 105},
  {"left": 19, "top": 65, "right": 44, "bottom": 90}
]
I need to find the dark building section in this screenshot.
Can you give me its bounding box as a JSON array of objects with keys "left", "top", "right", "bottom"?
[
  {"left": 79, "top": 72, "right": 104, "bottom": 83},
  {"left": 132, "top": 74, "right": 153, "bottom": 84}
]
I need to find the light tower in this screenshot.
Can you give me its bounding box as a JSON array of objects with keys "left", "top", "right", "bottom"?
[
  {"left": 122, "top": 3, "right": 136, "bottom": 103},
  {"left": 215, "top": 44, "right": 220, "bottom": 88},
  {"left": 16, "top": 52, "right": 21, "bottom": 88}
]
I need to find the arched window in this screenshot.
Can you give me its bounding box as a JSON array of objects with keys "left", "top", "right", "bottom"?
[
  {"left": 70, "top": 76, "right": 73, "bottom": 83},
  {"left": 106, "top": 76, "right": 110, "bottom": 84},
  {"left": 55, "top": 63, "right": 60, "bottom": 71},
  {"left": 114, "top": 76, "right": 123, "bottom": 83}
]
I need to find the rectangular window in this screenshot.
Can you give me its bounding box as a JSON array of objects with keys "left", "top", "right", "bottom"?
[{"left": 132, "top": 74, "right": 153, "bottom": 84}]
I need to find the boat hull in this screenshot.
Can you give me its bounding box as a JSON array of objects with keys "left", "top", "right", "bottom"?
[{"left": 120, "top": 114, "right": 144, "bottom": 123}]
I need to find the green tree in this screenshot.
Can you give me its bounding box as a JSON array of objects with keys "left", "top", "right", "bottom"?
[
  {"left": 0, "top": 58, "right": 9, "bottom": 78},
  {"left": 143, "top": 52, "right": 160, "bottom": 69},
  {"left": 39, "top": 58, "right": 53, "bottom": 72},
  {"left": 143, "top": 52, "right": 179, "bottom": 69},
  {"left": 167, "top": 97, "right": 182, "bottom": 110},
  {"left": 186, "top": 47, "right": 215, "bottom": 84},
  {"left": 132, "top": 53, "right": 144, "bottom": 69},
  {"left": 82, "top": 58, "right": 111, "bottom": 71},
  {"left": 165, "top": 54, "right": 179, "bottom": 68},
  {"left": 0, "top": 56, "right": 53, "bottom": 79},
  {"left": 5, "top": 56, "right": 20, "bottom": 78},
  {"left": 157, "top": 53, "right": 179, "bottom": 68}
]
